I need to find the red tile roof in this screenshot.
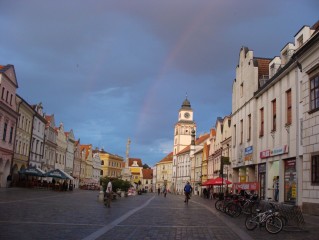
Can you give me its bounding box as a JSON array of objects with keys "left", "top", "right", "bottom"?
[
  {"left": 129, "top": 158, "right": 143, "bottom": 167},
  {"left": 142, "top": 168, "right": 153, "bottom": 179},
  {"left": 255, "top": 58, "right": 271, "bottom": 79},
  {"left": 159, "top": 152, "right": 173, "bottom": 163}
]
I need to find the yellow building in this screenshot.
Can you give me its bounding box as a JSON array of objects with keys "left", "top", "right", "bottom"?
[
  {"left": 129, "top": 158, "right": 143, "bottom": 186},
  {"left": 201, "top": 142, "right": 210, "bottom": 184},
  {"left": 100, "top": 150, "right": 124, "bottom": 178},
  {"left": 156, "top": 152, "right": 173, "bottom": 192}
]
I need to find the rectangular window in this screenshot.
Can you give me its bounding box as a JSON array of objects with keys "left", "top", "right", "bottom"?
[
  {"left": 1, "top": 87, "right": 4, "bottom": 99},
  {"left": 260, "top": 108, "right": 264, "bottom": 137},
  {"left": 286, "top": 89, "right": 292, "bottom": 125},
  {"left": 310, "top": 75, "right": 319, "bottom": 111},
  {"left": 9, "top": 127, "right": 13, "bottom": 144},
  {"left": 272, "top": 99, "right": 276, "bottom": 131},
  {"left": 233, "top": 124, "right": 236, "bottom": 146},
  {"left": 240, "top": 119, "right": 243, "bottom": 144},
  {"left": 10, "top": 94, "right": 12, "bottom": 105},
  {"left": 2, "top": 122, "right": 7, "bottom": 141},
  {"left": 312, "top": 155, "right": 319, "bottom": 184}
]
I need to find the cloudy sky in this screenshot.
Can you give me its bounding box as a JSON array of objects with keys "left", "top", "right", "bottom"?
[{"left": 0, "top": 1, "right": 318, "bottom": 166}]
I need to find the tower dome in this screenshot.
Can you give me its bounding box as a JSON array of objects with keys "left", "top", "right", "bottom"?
[{"left": 181, "top": 97, "right": 191, "bottom": 110}]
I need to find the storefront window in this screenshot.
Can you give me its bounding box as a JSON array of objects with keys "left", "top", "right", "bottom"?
[{"left": 284, "top": 159, "right": 297, "bottom": 204}]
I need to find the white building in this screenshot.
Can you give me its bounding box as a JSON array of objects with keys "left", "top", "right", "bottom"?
[
  {"left": 172, "top": 97, "right": 196, "bottom": 193},
  {"left": 231, "top": 47, "right": 271, "bottom": 197},
  {"left": 65, "top": 129, "right": 75, "bottom": 176},
  {"left": 30, "top": 103, "right": 46, "bottom": 169},
  {"left": 298, "top": 21, "right": 319, "bottom": 214}
]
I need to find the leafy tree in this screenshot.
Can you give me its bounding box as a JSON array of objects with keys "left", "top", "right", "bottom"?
[{"left": 100, "top": 176, "right": 131, "bottom": 192}]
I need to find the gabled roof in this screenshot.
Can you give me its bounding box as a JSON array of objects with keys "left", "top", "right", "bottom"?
[
  {"left": 80, "top": 144, "right": 92, "bottom": 160},
  {"left": 177, "top": 133, "right": 210, "bottom": 155},
  {"left": 195, "top": 133, "right": 210, "bottom": 145},
  {"left": 142, "top": 168, "right": 153, "bottom": 179},
  {"left": 178, "top": 145, "right": 190, "bottom": 155},
  {"left": 158, "top": 152, "right": 173, "bottom": 164},
  {"left": 129, "top": 158, "right": 142, "bottom": 167}
]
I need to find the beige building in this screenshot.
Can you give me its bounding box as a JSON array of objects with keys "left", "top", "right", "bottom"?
[
  {"left": 155, "top": 152, "right": 173, "bottom": 192},
  {"left": 79, "top": 144, "right": 93, "bottom": 184},
  {"left": 73, "top": 139, "right": 81, "bottom": 188},
  {"left": 55, "top": 123, "right": 67, "bottom": 170},
  {"left": 12, "top": 94, "right": 35, "bottom": 184},
  {"left": 42, "top": 114, "right": 57, "bottom": 172}
]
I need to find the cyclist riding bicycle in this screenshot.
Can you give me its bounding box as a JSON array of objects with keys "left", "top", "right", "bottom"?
[{"left": 184, "top": 181, "right": 193, "bottom": 203}]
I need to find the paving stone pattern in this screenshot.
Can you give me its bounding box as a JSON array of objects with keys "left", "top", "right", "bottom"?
[{"left": 0, "top": 188, "right": 318, "bottom": 240}]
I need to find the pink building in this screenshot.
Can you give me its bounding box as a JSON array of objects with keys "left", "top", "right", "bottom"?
[{"left": 0, "top": 65, "right": 19, "bottom": 188}]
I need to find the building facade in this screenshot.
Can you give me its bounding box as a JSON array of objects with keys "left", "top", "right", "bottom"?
[
  {"left": 155, "top": 152, "right": 173, "bottom": 192},
  {"left": 172, "top": 97, "right": 196, "bottom": 193},
  {"left": 42, "top": 114, "right": 57, "bottom": 172},
  {"left": 29, "top": 103, "right": 46, "bottom": 169},
  {"left": 0, "top": 65, "right": 19, "bottom": 188},
  {"left": 231, "top": 47, "right": 271, "bottom": 196},
  {"left": 65, "top": 129, "right": 75, "bottom": 176},
  {"left": 12, "top": 94, "right": 35, "bottom": 175}
]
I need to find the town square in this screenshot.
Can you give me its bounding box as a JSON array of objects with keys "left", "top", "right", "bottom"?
[{"left": 0, "top": 1, "right": 319, "bottom": 239}]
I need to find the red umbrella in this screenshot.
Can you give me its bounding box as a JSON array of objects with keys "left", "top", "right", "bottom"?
[{"left": 202, "top": 177, "right": 232, "bottom": 186}]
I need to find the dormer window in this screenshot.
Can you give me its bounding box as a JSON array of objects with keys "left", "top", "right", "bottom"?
[{"left": 297, "top": 35, "right": 303, "bottom": 48}]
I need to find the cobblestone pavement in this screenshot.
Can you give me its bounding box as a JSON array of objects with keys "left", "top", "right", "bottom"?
[{"left": 0, "top": 188, "right": 318, "bottom": 240}]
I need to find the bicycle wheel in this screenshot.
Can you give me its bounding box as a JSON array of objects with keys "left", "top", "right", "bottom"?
[
  {"left": 265, "top": 216, "right": 283, "bottom": 234},
  {"left": 226, "top": 203, "right": 241, "bottom": 217},
  {"left": 245, "top": 214, "right": 258, "bottom": 230}
]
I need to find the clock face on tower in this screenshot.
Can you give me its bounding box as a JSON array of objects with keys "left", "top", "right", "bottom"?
[{"left": 184, "top": 112, "right": 190, "bottom": 119}]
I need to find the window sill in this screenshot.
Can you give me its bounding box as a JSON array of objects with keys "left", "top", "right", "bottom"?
[{"left": 308, "top": 108, "right": 319, "bottom": 114}]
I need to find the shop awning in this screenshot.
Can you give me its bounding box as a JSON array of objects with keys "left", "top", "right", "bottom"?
[
  {"left": 202, "top": 177, "right": 232, "bottom": 186},
  {"left": 19, "top": 167, "right": 45, "bottom": 177},
  {"left": 45, "top": 169, "right": 74, "bottom": 180}
]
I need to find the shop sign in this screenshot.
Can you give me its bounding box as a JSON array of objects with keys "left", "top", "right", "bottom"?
[
  {"left": 233, "top": 182, "right": 259, "bottom": 191},
  {"left": 260, "top": 145, "right": 289, "bottom": 159},
  {"left": 244, "top": 146, "right": 253, "bottom": 161}
]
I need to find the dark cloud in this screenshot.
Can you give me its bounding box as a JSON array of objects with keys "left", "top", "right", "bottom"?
[{"left": 0, "top": 0, "right": 317, "bottom": 165}]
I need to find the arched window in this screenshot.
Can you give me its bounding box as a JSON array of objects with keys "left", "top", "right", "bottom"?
[{"left": 101, "top": 160, "right": 104, "bottom": 165}]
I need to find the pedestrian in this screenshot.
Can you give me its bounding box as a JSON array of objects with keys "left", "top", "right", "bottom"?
[
  {"left": 184, "top": 181, "right": 193, "bottom": 203},
  {"left": 163, "top": 187, "right": 167, "bottom": 197},
  {"left": 6, "top": 174, "right": 12, "bottom": 188},
  {"left": 274, "top": 176, "right": 279, "bottom": 202},
  {"left": 105, "top": 179, "right": 113, "bottom": 208},
  {"left": 203, "top": 188, "right": 208, "bottom": 199},
  {"left": 158, "top": 187, "right": 160, "bottom": 195}
]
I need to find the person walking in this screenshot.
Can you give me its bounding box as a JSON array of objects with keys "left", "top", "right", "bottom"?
[
  {"left": 105, "top": 179, "right": 113, "bottom": 208},
  {"left": 6, "top": 174, "right": 12, "bottom": 188},
  {"left": 184, "top": 181, "right": 192, "bottom": 203},
  {"left": 158, "top": 187, "right": 160, "bottom": 196},
  {"left": 163, "top": 186, "right": 167, "bottom": 197}
]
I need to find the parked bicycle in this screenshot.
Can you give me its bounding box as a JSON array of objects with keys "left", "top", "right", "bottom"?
[{"left": 245, "top": 202, "right": 283, "bottom": 234}]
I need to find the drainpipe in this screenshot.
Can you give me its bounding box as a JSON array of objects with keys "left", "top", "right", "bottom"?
[{"left": 295, "top": 67, "right": 301, "bottom": 206}]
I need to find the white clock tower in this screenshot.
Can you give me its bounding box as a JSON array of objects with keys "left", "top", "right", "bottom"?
[{"left": 173, "top": 97, "right": 196, "bottom": 156}]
